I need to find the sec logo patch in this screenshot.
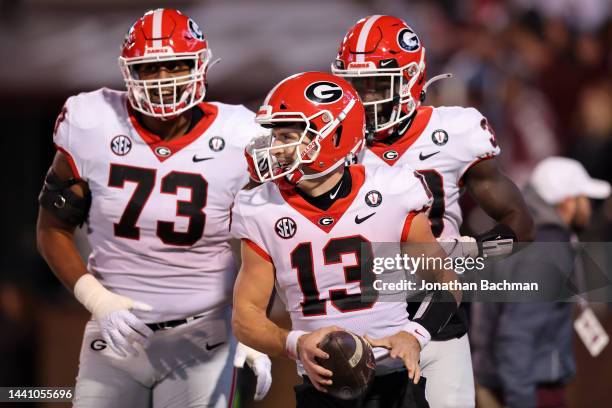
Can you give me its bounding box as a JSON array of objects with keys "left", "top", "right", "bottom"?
[
  {"left": 275, "top": 217, "right": 297, "bottom": 239},
  {"left": 110, "top": 135, "right": 132, "bottom": 156}
]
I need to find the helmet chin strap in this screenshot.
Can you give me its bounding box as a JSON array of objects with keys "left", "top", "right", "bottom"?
[{"left": 298, "top": 157, "right": 346, "bottom": 181}]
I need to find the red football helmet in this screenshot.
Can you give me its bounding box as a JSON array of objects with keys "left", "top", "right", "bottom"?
[
  {"left": 118, "top": 9, "right": 213, "bottom": 119},
  {"left": 332, "top": 15, "right": 427, "bottom": 140},
  {"left": 250, "top": 72, "right": 365, "bottom": 186}
]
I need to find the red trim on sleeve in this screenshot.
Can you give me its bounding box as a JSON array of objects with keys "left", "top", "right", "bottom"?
[
  {"left": 242, "top": 238, "right": 272, "bottom": 263},
  {"left": 55, "top": 145, "right": 82, "bottom": 180},
  {"left": 401, "top": 211, "right": 418, "bottom": 243},
  {"left": 458, "top": 156, "right": 495, "bottom": 187}
]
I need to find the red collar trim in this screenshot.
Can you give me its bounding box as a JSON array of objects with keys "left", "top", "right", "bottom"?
[
  {"left": 368, "top": 106, "right": 433, "bottom": 165},
  {"left": 279, "top": 165, "right": 366, "bottom": 233},
  {"left": 127, "top": 102, "right": 219, "bottom": 162}
]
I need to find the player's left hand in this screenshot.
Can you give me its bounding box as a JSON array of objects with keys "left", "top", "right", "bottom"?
[
  {"left": 233, "top": 342, "right": 272, "bottom": 401},
  {"left": 365, "top": 331, "right": 421, "bottom": 384}
]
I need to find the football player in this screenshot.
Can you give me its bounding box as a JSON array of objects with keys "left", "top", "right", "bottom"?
[
  {"left": 36, "top": 8, "right": 270, "bottom": 407},
  {"left": 331, "top": 15, "right": 535, "bottom": 408},
  {"left": 232, "top": 71, "right": 462, "bottom": 407}
]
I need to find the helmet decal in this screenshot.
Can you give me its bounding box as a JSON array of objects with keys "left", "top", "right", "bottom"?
[
  {"left": 397, "top": 28, "right": 420, "bottom": 52},
  {"left": 188, "top": 18, "right": 205, "bottom": 41},
  {"left": 304, "top": 82, "right": 344, "bottom": 104}
]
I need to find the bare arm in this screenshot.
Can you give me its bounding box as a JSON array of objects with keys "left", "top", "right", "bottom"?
[
  {"left": 232, "top": 240, "right": 288, "bottom": 357},
  {"left": 36, "top": 151, "right": 90, "bottom": 291},
  {"left": 404, "top": 213, "right": 462, "bottom": 304},
  {"left": 463, "top": 159, "right": 535, "bottom": 242}
]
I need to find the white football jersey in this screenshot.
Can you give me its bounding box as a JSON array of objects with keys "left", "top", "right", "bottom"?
[
  {"left": 231, "top": 164, "right": 432, "bottom": 373},
  {"left": 53, "top": 88, "right": 264, "bottom": 322},
  {"left": 359, "top": 106, "right": 500, "bottom": 239}
]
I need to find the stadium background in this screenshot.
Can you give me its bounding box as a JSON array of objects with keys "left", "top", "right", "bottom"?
[{"left": 1, "top": 0, "right": 610, "bottom": 406}]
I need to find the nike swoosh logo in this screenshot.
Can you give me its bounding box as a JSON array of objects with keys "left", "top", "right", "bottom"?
[
  {"left": 205, "top": 341, "right": 226, "bottom": 351},
  {"left": 355, "top": 213, "right": 376, "bottom": 224},
  {"left": 193, "top": 155, "right": 214, "bottom": 162},
  {"left": 419, "top": 151, "right": 440, "bottom": 160},
  {"left": 414, "top": 328, "right": 426, "bottom": 338},
  {"left": 380, "top": 60, "right": 393, "bottom": 67},
  {"left": 330, "top": 181, "right": 343, "bottom": 199}
]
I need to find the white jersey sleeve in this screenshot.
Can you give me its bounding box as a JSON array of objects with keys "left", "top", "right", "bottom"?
[
  {"left": 231, "top": 189, "right": 266, "bottom": 251},
  {"left": 435, "top": 107, "right": 501, "bottom": 180},
  {"left": 368, "top": 164, "right": 433, "bottom": 218},
  {"left": 225, "top": 104, "right": 268, "bottom": 147},
  {"left": 212, "top": 103, "right": 267, "bottom": 189},
  {"left": 53, "top": 89, "right": 124, "bottom": 179}
]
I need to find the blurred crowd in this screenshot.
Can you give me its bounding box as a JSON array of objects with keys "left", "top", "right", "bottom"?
[{"left": 419, "top": 0, "right": 611, "bottom": 240}]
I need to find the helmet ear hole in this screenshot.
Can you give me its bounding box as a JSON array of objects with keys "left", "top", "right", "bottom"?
[{"left": 333, "top": 126, "right": 343, "bottom": 147}]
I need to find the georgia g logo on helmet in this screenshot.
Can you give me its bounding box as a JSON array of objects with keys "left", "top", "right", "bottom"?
[
  {"left": 304, "top": 81, "right": 344, "bottom": 104},
  {"left": 188, "top": 18, "right": 205, "bottom": 41},
  {"left": 397, "top": 27, "right": 420, "bottom": 52}
]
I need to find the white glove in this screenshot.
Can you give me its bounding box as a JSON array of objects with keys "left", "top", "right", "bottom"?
[
  {"left": 233, "top": 342, "right": 272, "bottom": 401},
  {"left": 74, "top": 274, "right": 154, "bottom": 357},
  {"left": 436, "top": 236, "right": 479, "bottom": 258}
]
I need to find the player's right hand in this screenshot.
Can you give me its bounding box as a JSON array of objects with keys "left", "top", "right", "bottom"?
[
  {"left": 365, "top": 331, "right": 421, "bottom": 384},
  {"left": 73, "top": 275, "right": 154, "bottom": 357},
  {"left": 296, "top": 326, "right": 342, "bottom": 393},
  {"left": 437, "top": 235, "right": 479, "bottom": 259}
]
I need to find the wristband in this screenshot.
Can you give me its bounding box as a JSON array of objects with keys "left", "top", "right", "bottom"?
[
  {"left": 285, "top": 330, "right": 308, "bottom": 360},
  {"left": 402, "top": 321, "right": 431, "bottom": 350}
]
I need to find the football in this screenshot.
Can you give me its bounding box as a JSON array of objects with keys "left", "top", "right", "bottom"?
[{"left": 315, "top": 330, "right": 376, "bottom": 400}]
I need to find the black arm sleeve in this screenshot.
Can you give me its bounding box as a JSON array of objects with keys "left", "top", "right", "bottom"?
[
  {"left": 38, "top": 170, "right": 91, "bottom": 226},
  {"left": 410, "top": 290, "right": 458, "bottom": 336}
]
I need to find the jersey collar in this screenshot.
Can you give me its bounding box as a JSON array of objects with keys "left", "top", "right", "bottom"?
[
  {"left": 279, "top": 165, "right": 366, "bottom": 233},
  {"left": 127, "top": 102, "right": 219, "bottom": 162},
  {"left": 367, "top": 106, "right": 433, "bottom": 166}
]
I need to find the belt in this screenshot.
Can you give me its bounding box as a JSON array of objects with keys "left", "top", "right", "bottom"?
[{"left": 146, "top": 314, "right": 205, "bottom": 332}]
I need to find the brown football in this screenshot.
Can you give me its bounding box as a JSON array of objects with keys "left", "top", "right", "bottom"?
[{"left": 315, "top": 330, "right": 376, "bottom": 400}]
